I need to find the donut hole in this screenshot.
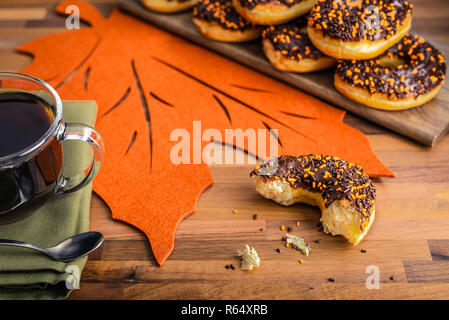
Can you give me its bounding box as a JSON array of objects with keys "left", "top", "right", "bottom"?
[{"left": 377, "top": 56, "right": 406, "bottom": 68}]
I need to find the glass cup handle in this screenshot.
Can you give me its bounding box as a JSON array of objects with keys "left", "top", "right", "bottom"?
[{"left": 54, "top": 122, "right": 104, "bottom": 195}]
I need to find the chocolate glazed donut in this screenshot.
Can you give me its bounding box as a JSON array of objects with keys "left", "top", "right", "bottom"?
[
  {"left": 193, "top": 0, "right": 261, "bottom": 42},
  {"left": 141, "top": 0, "right": 198, "bottom": 13},
  {"left": 251, "top": 155, "right": 376, "bottom": 245},
  {"left": 233, "top": 0, "right": 317, "bottom": 25},
  {"left": 335, "top": 34, "right": 446, "bottom": 110},
  {"left": 262, "top": 17, "right": 335, "bottom": 72},
  {"left": 307, "top": 0, "right": 413, "bottom": 59}
]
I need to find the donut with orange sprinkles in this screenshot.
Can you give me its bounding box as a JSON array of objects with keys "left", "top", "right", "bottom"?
[
  {"left": 250, "top": 154, "right": 376, "bottom": 245},
  {"left": 307, "top": 0, "right": 413, "bottom": 60},
  {"left": 141, "top": 0, "right": 198, "bottom": 13},
  {"left": 262, "top": 17, "right": 335, "bottom": 72},
  {"left": 233, "top": 0, "right": 317, "bottom": 25},
  {"left": 193, "top": 0, "right": 261, "bottom": 42},
  {"left": 335, "top": 34, "right": 446, "bottom": 110}
]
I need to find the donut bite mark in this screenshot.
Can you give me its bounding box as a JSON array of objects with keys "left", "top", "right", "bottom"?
[
  {"left": 141, "top": 0, "right": 198, "bottom": 13},
  {"left": 262, "top": 18, "right": 335, "bottom": 72},
  {"left": 193, "top": 0, "right": 261, "bottom": 42},
  {"left": 335, "top": 34, "right": 446, "bottom": 110},
  {"left": 250, "top": 155, "right": 376, "bottom": 245},
  {"left": 307, "top": 0, "right": 413, "bottom": 60},
  {"left": 233, "top": 0, "right": 317, "bottom": 25}
]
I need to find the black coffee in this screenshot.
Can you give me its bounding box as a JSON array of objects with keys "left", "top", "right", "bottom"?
[
  {"left": 0, "top": 91, "right": 62, "bottom": 222},
  {"left": 0, "top": 91, "right": 54, "bottom": 158}
]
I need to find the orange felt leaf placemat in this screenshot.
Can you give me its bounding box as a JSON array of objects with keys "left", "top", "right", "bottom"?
[{"left": 18, "top": 0, "right": 394, "bottom": 265}]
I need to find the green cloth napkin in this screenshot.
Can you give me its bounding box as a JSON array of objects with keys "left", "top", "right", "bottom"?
[{"left": 0, "top": 101, "right": 98, "bottom": 300}]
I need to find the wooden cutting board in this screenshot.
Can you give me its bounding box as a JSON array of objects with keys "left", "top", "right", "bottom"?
[{"left": 118, "top": 0, "right": 449, "bottom": 147}]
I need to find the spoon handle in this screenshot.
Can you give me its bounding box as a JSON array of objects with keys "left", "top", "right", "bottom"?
[{"left": 0, "top": 239, "right": 49, "bottom": 256}]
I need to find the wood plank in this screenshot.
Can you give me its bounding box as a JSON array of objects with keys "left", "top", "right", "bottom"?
[
  {"left": 343, "top": 114, "right": 386, "bottom": 135},
  {"left": 0, "top": 8, "right": 47, "bottom": 20},
  {"left": 428, "top": 240, "right": 449, "bottom": 261},
  {"left": 0, "top": 49, "right": 32, "bottom": 71},
  {"left": 0, "top": 27, "right": 67, "bottom": 49},
  {"left": 0, "top": 21, "right": 26, "bottom": 28},
  {"left": 81, "top": 260, "right": 407, "bottom": 283},
  {"left": 90, "top": 239, "right": 431, "bottom": 262},
  {"left": 91, "top": 193, "right": 449, "bottom": 240},
  {"left": 118, "top": 0, "right": 449, "bottom": 147},
  {"left": 69, "top": 282, "right": 449, "bottom": 299},
  {"left": 403, "top": 261, "right": 449, "bottom": 283}
]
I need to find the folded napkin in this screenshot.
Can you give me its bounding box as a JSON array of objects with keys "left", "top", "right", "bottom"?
[{"left": 0, "top": 101, "right": 97, "bottom": 300}]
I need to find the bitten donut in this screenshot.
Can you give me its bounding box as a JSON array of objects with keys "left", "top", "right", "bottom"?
[
  {"left": 141, "top": 0, "right": 198, "bottom": 13},
  {"left": 233, "top": 0, "right": 317, "bottom": 25},
  {"left": 262, "top": 18, "right": 335, "bottom": 72},
  {"left": 250, "top": 155, "right": 376, "bottom": 245},
  {"left": 193, "top": 0, "right": 261, "bottom": 42},
  {"left": 307, "top": 0, "right": 413, "bottom": 60},
  {"left": 335, "top": 34, "right": 446, "bottom": 110}
]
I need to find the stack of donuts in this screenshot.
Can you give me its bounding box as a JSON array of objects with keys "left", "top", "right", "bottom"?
[{"left": 142, "top": 0, "right": 446, "bottom": 111}]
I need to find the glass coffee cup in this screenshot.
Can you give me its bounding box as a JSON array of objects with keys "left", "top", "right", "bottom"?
[{"left": 0, "top": 72, "right": 104, "bottom": 224}]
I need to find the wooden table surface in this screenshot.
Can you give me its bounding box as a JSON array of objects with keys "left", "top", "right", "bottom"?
[{"left": 1, "top": 0, "right": 449, "bottom": 300}]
